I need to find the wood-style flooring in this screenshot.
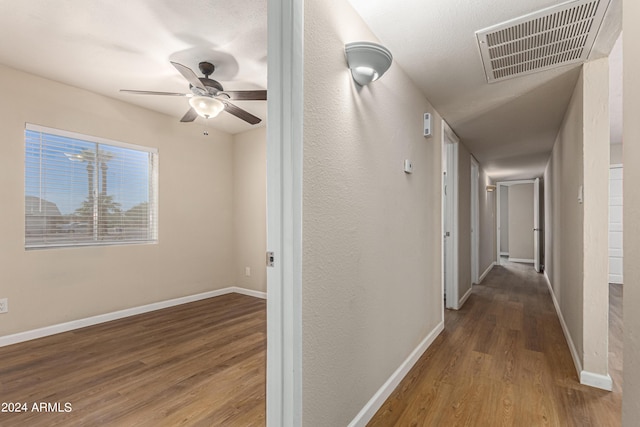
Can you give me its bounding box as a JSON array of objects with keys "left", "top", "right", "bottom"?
[
  {"left": 0, "top": 293, "right": 266, "bottom": 427},
  {"left": 368, "top": 261, "right": 622, "bottom": 427}
]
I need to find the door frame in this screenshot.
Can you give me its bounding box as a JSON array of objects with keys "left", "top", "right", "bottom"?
[
  {"left": 471, "top": 157, "right": 480, "bottom": 284},
  {"left": 266, "top": 0, "right": 303, "bottom": 425},
  {"left": 442, "top": 120, "right": 460, "bottom": 309},
  {"left": 496, "top": 179, "right": 536, "bottom": 266}
]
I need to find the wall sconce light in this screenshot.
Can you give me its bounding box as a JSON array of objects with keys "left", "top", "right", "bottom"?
[
  {"left": 486, "top": 185, "right": 497, "bottom": 192},
  {"left": 188, "top": 96, "right": 225, "bottom": 119},
  {"left": 345, "top": 41, "right": 393, "bottom": 86}
]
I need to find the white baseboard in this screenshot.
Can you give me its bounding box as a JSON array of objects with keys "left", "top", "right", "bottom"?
[
  {"left": 500, "top": 252, "right": 509, "bottom": 256},
  {"left": 508, "top": 257, "right": 534, "bottom": 264},
  {"left": 580, "top": 371, "right": 613, "bottom": 391},
  {"left": 459, "top": 286, "right": 473, "bottom": 308},
  {"left": 348, "top": 320, "right": 445, "bottom": 427},
  {"left": 0, "top": 287, "right": 265, "bottom": 348},
  {"left": 477, "top": 262, "right": 495, "bottom": 284},
  {"left": 231, "top": 287, "right": 267, "bottom": 299},
  {"left": 544, "top": 271, "right": 583, "bottom": 379},
  {"left": 544, "top": 272, "right": 612, "bottom": 391}
]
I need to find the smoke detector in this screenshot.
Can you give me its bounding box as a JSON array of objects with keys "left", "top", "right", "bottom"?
[{"left": 476, "top": 0, "right": 611, "bottom": 83}]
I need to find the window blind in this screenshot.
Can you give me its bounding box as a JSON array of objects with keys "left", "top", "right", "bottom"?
[{"left": 25, "top": 124, "right": 158, "bottom": 249}]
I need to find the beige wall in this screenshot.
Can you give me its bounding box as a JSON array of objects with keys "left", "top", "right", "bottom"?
[
  {"left": 508, "top": 183, "right": 534, "bottom": 261},
  {"left": 303, "top": 0, "right": 443, "bottom": 424},
  {"left": 233, "top": 127, "right": 267, "bottom": 293},
  {"left": 544, "top": 58, "right": 610, "bottom": 380},
  {"left": 545, "top": 68, "right": 585, "bottom": 367},
  {"left": 479, "top": 168, "right": 496, "bottom": 276},
  {"left": 0, "top": 64, "right": 236, "bottom": 337},
  {"left": 610, "top": 143, "right": 623, "bottom": 164},
  {"left": 457, "top": 144, "right": 472, "bottom": 300},
  {"left": 623, "top": 0, "right": 640, "bottom": 421},
  {"left": 581, "top": 58, "right": 610, "bottom": 376}
]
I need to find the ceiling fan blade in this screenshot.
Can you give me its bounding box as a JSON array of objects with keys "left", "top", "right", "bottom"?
[
  {"left": 223, "top": 101, "right": 262, "bottom": 125},
  {"left": 220, "top": 90, "right": 267, "bottom": 101},
  {"left": 180, "top": 108, "right": 199, "bottom": 123},
  {"left": 171, "top": 61, "right": 206, "bottom": 92},
  {"left": 120, "top": 89, "right": 189, "bottom": 96}
]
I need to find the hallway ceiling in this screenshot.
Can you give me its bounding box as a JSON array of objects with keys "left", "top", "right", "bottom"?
[
  {"left": 0, "top": 1, "right": 620, "bottom": 176},
  {"left": 349, "top": 0, "right": 622, "bottom": 180}
]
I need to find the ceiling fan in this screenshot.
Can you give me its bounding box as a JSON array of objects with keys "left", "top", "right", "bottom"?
[{"left": 121, "top": 61, "right": 267, "bottom": 125}]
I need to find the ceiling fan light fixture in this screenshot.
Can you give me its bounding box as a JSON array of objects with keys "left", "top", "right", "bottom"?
[
  {"left": 189, "top": 96, "right": 224, "bottom": 119},
  {"left": 345, "top": 41, "right": 393, "bottom": 86}
]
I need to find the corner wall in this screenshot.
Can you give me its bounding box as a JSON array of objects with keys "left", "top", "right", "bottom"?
[
  {"left": 479, "top": 167, "right": 496, "bottom": 278},
  {"left": 303, "top": 0, "right": 443, "bottom": 424},
  {"left": 233, "top": 127, "right": 267, "bottom": 293},
  {"left": 622, "top": 0, "right": 640, "bottom": 421},
  {"left": 0, "top": 64, "right": 235, "bottom": 337},
  {"left": 544, "top": 58, "right": 610, "bottom": 388}
]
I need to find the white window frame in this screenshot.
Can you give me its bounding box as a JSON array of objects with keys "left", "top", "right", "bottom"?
[{"left": 24, "top": 123, "right": 158, "bottom": 249}]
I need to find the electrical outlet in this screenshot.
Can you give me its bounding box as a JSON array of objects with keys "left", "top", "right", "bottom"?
[
  {"left": 0, "top": 298, "right": 7, "bottom": 314},
  {"left": 245, "top": 267, "right": 251, "bottom": 277}
]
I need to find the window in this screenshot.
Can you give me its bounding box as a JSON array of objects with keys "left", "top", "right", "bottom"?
[{"left": 25, "top": 124, "right": 158, "bottom": 249}]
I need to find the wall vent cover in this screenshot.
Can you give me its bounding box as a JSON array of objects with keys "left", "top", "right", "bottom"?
[{"left": 476, "top": 0, "right": 610, "bottom": 83}]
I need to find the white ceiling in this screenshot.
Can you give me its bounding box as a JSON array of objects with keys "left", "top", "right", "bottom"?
[
  {"left": 0, "top": 1, "right": 620, "bottom": 178},
  {"left": 348, "top": 0, "right": 622, "bottom": 180},
  {"left": 0, "top": 0, "right": 267, "bottom": 135}
]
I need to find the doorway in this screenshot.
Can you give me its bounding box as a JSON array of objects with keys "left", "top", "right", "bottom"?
[{"left": 496, "top": 180, "right": 541, "bottom": 269}]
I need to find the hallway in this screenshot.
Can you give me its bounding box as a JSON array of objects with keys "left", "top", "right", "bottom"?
[{"left": 368, "top": 262, "right": 621, "bottom": 426}]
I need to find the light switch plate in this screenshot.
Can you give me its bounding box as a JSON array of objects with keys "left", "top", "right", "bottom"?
[{"left": 404, "top": 160, "right": 413, "bottom": 174}]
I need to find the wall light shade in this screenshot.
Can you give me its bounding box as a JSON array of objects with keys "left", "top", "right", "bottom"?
[
  {"left": 189, "top": 96, "right": 225, "bottom": 119},
  {"left": 345, "top": 41, "right": 393, "bottom": 86},
  {"left": 486, "top": 184, "right": 497, "bottom": 192}
]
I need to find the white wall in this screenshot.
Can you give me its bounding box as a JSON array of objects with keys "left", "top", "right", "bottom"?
[
  {"left": 508, "top": 183, "right": 534, "bottom": 261},
  {"left": 0, "top": 64, "right": 236, "bottom": 337},
  {"left": 302, "top": 0, "right": 443, "bottom": 424},
  {"left": 544, "top": 58, "right": 610, "bottom": 386},
  {"left": 233, "top": 127, "right": 267, "bottom": 293},
  {"left": 623, "top": 0, "right": 640, "bottom": 420}
]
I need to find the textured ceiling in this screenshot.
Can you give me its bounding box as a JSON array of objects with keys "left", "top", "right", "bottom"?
[
  {"left": 0, "top": 0, "right": 267, "bottom": 135},
  {"left": 348, "top": 0, "right": 621, "bottom": 180}
]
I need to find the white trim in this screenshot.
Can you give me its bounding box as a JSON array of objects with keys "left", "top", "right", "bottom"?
[
  {"left": 500, "top": 251, "right": 509, "bottom": 256},
  {"left": 266, "top": 0, "right": 304, "bottom": 425},
  {"left": 478, "top": 262, "right": 495, "bottom": 283},
  {"left": 459, "top": 286, "right": 473, "bottom": 307},
  {"left": 443, "top": 120, "right": 460, "bottom": 310},
  {"left": 508, "top": 257, "right": 535, "bottom": 264},
  {"left": 348, "top": 321, "right": 445, "bottom": 427},
  {"left": 0, "top": 287, "right": 262, "bottom": 348},
  {"left": 471, "top": 157, "right": 480, "bottom": 284},
  {"left": 25, "top": 122, "right": 158, "bottom": 154},
  {"left": 580, "top": 371, "right": 613, "bottom": 391},
  {"left": 610, "top": 163, "right": 623, "bottom": 168},
  {"left": 232, "top": 287, "right": 267, "bottom": 300},
  {"left": 544, "top": 271, "right": 583, "bottom": 379}
]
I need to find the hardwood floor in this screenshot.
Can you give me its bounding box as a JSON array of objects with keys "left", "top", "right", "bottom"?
[
  {"left": 0, "top": 293, "right": 266, "bottom": 427},
  {"left": 368, "top": 261, "right": 622, "bottom": 427}
]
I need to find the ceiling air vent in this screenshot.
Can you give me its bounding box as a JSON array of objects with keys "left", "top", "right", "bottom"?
[{"left": 476, "top": 0, "right": 611, "bottom": 83}]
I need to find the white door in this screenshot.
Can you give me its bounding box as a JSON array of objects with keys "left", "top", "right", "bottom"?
[
  {"left": 443, "top": 121, "right": 459, "bottom": 309},
  {"left": 534, "top": 178, "right": 541, "bottom": 273},
  {"left": 609, "top": 166, "right": 623, "bottom": 284}
]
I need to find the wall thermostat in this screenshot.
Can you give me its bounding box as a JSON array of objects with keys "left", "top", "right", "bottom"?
[{"left": 423, "top": 113, "right": 432, "bottom": 137}]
